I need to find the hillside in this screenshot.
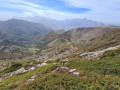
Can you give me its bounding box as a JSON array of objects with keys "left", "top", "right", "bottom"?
[
  {"left": 0, "top": 46, "right": 120, "bottom": 89},
  {"left": 0, "top": 26, "right": 120, "bottom": 89},
  {"left": 0, "top": 19, "right": 52, "bottom": 37},
  {"left": 82, "top": 28, "right": 120, "bottom": 52},
  {"left": 0, "top": 27, "right": 29, "bottom": 46},
  {"left": 34, "top": 31, "right": 70, "bottom": 48},
  {"left": 0, "top": 19, "right": 53, "bottom": 47},
  {"left": 65, "top": 26, "right": 120, "bottom": 42},
  {"left": 34, "top": 26, "right": 120, "bottom": 56}
]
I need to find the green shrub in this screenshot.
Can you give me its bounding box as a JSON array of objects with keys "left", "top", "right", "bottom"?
[
  {"left": 3, "top": 63, "right": 22, "bottom": 73},
  {"left": 103, "top": 48, "right": 120, "bottom": 57},
  {"left": 67, "top": 56, "right": 120, "bottom": 76}
]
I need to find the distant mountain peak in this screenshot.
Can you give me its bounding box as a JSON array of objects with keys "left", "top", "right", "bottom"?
[{"left": 27, "top": 16, "right": 105, "bottom": 30}]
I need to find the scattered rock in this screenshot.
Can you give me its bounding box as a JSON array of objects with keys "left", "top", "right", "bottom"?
[{"left": 69, "top": 69, "right": 76, "bottom": 73}]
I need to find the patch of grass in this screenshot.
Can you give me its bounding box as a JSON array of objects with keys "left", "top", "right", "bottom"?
[
  {"left": 47, "top": 59, "right": 61, "bottom": 64},
  {"left": 19, "top": 69, "right": 120, "bottom": 90},
  {"left": 3, "top": 63, "right": 22, "bottom": 73},
  {"left": 67, "top": 56, "right": 120, "bottom": 76}
]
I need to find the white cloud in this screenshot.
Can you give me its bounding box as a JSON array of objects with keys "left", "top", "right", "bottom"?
[{"left": 60, "top": 0, "right": 120, "bottom": 24}]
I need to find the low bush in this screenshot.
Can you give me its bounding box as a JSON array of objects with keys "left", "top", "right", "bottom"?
[{"left": 3, "top": 63, "right": 22, "bottom": 73}]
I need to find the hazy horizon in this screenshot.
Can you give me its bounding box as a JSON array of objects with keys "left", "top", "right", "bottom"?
[{"left": 0, "top": 0, "right": 120, "bottom": 25}]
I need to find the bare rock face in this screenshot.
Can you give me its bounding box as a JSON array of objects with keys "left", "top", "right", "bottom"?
[
  {"left": 80, "top": 51, "right": 103, "bottom": 60},
  {"left": 2, "top": 67, "right": 27, "bottom": 79}
]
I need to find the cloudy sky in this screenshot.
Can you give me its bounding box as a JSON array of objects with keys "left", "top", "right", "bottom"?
[{"left": 0, "top": 0, "right": 120, "bottom": 24}]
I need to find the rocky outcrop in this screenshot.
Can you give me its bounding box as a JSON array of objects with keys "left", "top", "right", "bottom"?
[
  {"left": 80, "top": 45, "right": 120, "bottom": 59},
  {"left": 0, "top": 67, "right": 27, "bottom": 82},
  {"left": 0, "top": 63, "right": 47, "bottom": 82},
  {"left": 80, "top": 52, "right": 103, "bottom": 60},
  {"left": 3, "top": 67, "right": 27, "bottom": 78}
]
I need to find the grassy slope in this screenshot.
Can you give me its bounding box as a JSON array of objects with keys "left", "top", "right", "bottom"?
[
  {"left": 47, "top": 38, "right": 70, "bottom": 48},
  {"left": 0, "top": 48, "right": 120, "bottom": 90}
]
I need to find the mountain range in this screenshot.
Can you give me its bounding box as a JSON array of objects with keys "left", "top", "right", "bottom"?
[
  {"left": 0, "top": 18, "right": 120, "bottom": 89},
  {"left": 26, "top": 16, "right": 105, "bottom": 30}
]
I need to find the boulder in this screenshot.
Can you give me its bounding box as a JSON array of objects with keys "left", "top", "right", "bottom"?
[
  {"left": 29, "top": 67, "right": 35, "bottom": 71},
  {"left": 69, "top": 69, "right": 76, "bottom": 73},
  {"left": 73, "top": 72, "right": 80, "bottom": 76},
  {"left": 40, "top": 63, "right": 47, "bottom": 66}
]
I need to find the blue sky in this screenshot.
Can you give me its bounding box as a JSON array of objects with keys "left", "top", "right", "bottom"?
[{"left": 0, "top": 0, "right": 120, "bottom": 24}]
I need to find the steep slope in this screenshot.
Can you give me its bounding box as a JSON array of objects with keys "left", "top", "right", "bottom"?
[
  {"left": 82, "top": 29, "right": 120, "bottom": 52},
  {"left": 34, "top": 26, "right": 120, "bottom": 61},
  {"left": 66, "top": 26, "right": 120, "bottom": 42},
  {"left": 34, "top": 31, "right": 70, "bottom": 48}
]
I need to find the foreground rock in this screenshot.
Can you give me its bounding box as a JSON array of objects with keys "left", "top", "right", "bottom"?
[{"left": 0, "top": 63, "right": 48, "bottom": 82}]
